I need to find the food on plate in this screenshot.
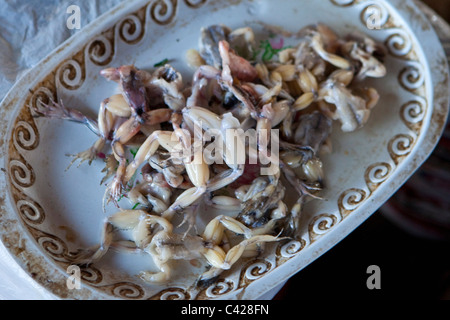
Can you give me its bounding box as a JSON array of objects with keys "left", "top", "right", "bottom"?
[{"left": 32, "top": 23, "right": 386, "bottom": 285}]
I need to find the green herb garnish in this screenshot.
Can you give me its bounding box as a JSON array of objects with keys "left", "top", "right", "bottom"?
[
  {"left": 132, "top": 202, "right": 141, "bottom": 210},
  {"left": 153, "top": 58, "right": 169, "bottom": 67},
  {"left": 253, "top": 39, "right": 292, "bottom": 62},
  {"left": 130, "top": 147, "right": 139, "bottom": 159}
]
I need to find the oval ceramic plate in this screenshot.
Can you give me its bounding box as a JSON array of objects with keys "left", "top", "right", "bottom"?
[{"left": 0, "top": 0, "right": 448, "bottom": 300}]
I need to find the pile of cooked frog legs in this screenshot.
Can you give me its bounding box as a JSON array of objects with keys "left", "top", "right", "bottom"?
[{"left": 32, "top": 23, "right": 386, "bottom": 285}]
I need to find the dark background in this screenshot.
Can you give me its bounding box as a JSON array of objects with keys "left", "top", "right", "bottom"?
[
  {"left": 422, "top": 0, "right": 450, "bottom": 20},
  {"left": 275, "top": 0, "right": 450, "bottom": 300}
]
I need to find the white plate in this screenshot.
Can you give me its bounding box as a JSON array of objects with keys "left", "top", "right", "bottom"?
[{"left": 0, "top": 0, "right": 448, "bottom": 300}]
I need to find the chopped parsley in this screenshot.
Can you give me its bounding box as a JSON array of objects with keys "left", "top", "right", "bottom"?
[
  {"left": 132, "top": 202, "right": 141, "bottom": 210},
  {"left": 130, "top": 147, "right": 139, "bottom": 159},
  {"left": 153, "top": 58, "right": 169, "bottom": 67},
  {"left": 253, "top": 37, "right": 292, "bottom": 62}
]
